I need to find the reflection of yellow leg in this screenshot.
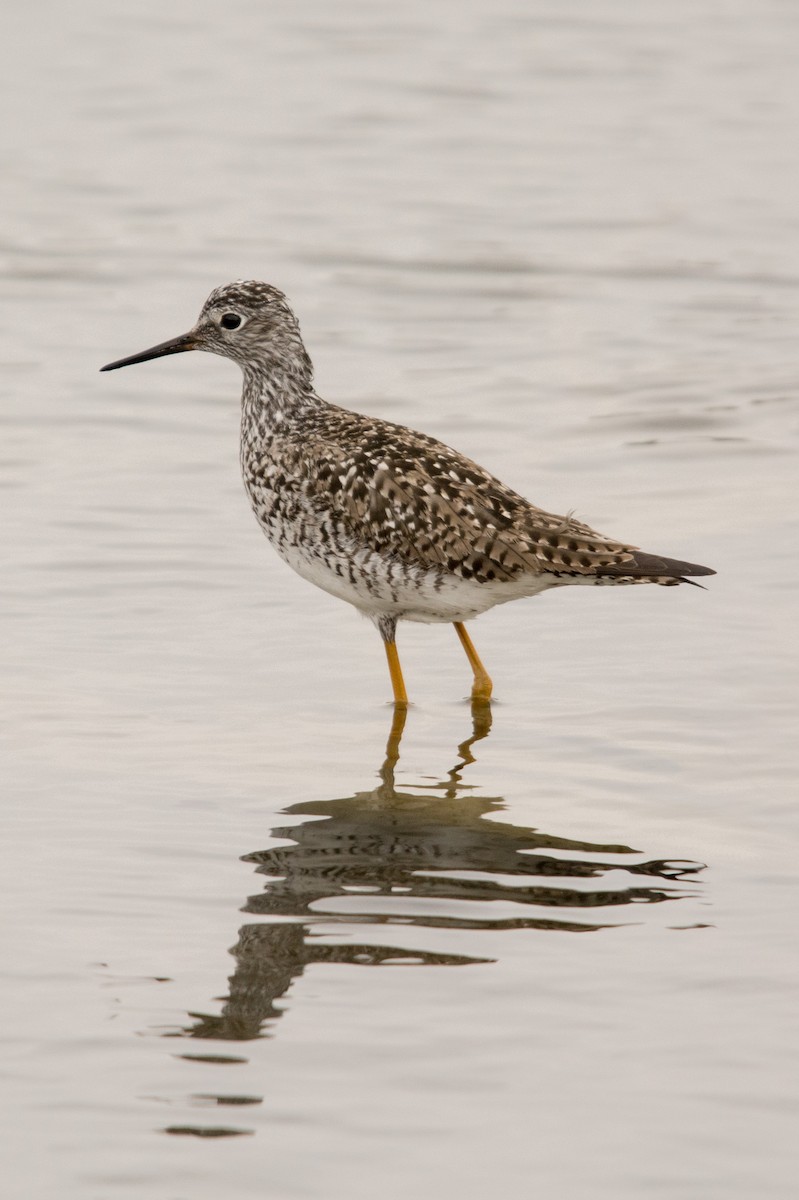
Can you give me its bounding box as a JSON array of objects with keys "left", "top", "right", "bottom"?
[
  {"left": 384, "top": 704, "right": 408, "bottom": 771},
  {"left": 384, "top": 640, "right": 409, "bottom": 707},
  {"left": 468, "top": 696, "right": 493, "bottom": 743},
  {"left": 454, "top": 622, "right": 493, "bottom": 701}
]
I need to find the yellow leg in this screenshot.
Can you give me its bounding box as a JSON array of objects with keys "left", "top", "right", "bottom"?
[
  {"left": 453, "top": 622, "right": 493, "bottom": 702},
  {"left": 384, "top": 640, "right": 409, "bottom": 707}
]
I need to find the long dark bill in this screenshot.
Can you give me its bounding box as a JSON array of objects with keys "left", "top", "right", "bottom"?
[{"left": 100, "top": 332, "right": 197, "bottom": 372}]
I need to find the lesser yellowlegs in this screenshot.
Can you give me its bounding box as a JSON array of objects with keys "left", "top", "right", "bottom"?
[{"left": 101, "top": 281, "right": 715, "bottom": 705}]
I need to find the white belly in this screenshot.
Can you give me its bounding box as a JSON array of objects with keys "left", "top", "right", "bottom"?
[{"left": 263, "top": 520, "right": 556, "bottom": 624}]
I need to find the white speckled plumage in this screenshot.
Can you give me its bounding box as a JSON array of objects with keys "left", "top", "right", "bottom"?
[{"left": 101, "top": 280, "right": 715, "bottom": 702}]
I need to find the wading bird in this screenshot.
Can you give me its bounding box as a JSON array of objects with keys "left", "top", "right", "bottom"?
[{"left": 102, "top": 281, "right": 714, "bottom": 705}]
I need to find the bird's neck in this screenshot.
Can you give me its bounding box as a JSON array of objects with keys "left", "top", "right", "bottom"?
[{"left": 241, "top": 357, "right": 321, "bottom": 434}]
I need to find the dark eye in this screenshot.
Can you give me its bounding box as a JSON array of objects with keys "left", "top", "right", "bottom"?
[{"left": 220, "top": 313, "right": 242, "bottom": 330}]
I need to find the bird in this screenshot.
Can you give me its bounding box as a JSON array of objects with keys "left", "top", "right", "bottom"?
[{"left": 101, "top": 280, "right": 715, "bottom": 707}]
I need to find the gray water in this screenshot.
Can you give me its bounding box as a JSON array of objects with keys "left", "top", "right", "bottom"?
[{"left": 3, "top": 2, "right": 798, "bottom": 1197}]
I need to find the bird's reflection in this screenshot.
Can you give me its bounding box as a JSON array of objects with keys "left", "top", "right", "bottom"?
[{"left": 176, "top": 704, "right": 702, "bottom": 1043}]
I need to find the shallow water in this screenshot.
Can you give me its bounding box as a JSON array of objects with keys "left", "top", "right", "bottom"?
[{"left": 3, "top": 1, "right": 798, "bottom": 1197}]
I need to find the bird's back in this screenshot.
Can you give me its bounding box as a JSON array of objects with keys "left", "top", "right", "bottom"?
[{"left": 241, "top": 397, "right": 713, "bottom": 604}]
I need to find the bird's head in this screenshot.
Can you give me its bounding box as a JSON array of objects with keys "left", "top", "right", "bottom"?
[{"left": 101, "top": 280, "right": 313, "bottom": 389}]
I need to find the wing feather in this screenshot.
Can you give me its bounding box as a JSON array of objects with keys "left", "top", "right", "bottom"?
[{"left": 297, "top": 412, "right": 638, "bottom": 582}]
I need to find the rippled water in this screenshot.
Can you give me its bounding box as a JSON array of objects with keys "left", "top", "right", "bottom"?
[{"left": 3, "top": 2, "right": 798, "bottom": 1197}]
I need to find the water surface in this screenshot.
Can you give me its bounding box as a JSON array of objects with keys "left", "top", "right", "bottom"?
[{"left": 2, "top": 2, "right": 798, "bottom": 1197}]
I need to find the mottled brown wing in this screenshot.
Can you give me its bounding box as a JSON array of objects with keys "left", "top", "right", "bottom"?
[{"left": 300, "top": 416, "right": 638, "bottom": 582}]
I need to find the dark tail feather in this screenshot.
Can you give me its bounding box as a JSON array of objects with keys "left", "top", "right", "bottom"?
[{"left": 598, "top": 551, "right": 716, "bottom": 584}]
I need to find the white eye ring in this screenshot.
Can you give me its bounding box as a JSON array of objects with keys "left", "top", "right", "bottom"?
[{"left": 219, "top": 312, "right": 246, "bottom": 331}]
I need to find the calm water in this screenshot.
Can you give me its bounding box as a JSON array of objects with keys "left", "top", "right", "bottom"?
[{"left": 3, "top": 2, "right": 798, "bottom": 1197}]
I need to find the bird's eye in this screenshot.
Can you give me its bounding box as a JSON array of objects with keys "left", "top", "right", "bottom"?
[{"left": 220, "top": 312, "right": 243, "bottom": 330}]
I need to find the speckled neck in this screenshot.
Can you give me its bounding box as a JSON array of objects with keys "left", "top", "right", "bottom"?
[{"left": 241, "top": 356, "right": 321, "bottom": 433}]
